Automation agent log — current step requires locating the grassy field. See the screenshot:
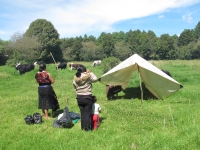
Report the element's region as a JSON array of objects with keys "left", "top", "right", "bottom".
[{"left": 0, "top": 60, "right": 200, "bottom": 150}]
